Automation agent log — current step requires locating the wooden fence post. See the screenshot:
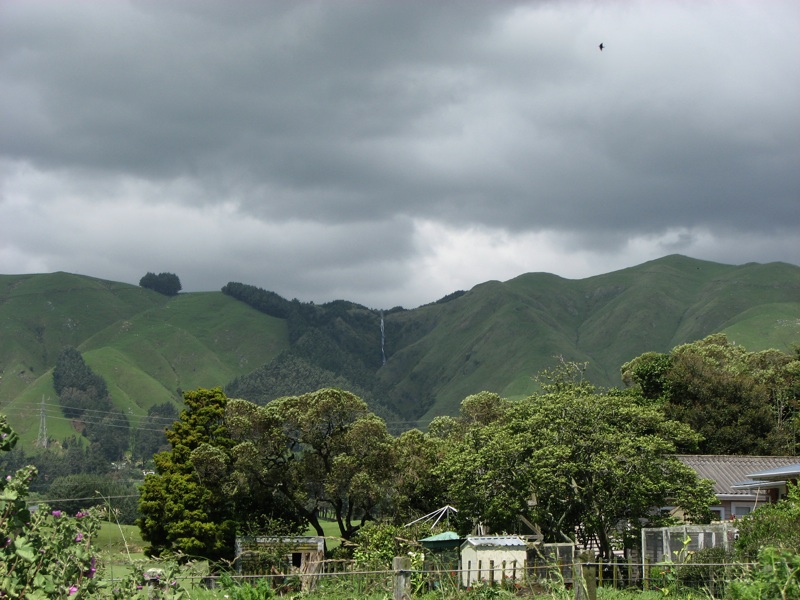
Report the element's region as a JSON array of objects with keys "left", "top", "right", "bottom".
[
  {"left": 393, "top": 556, "right": 411, "bottom": 600},
  {"left": 575, "top": 564, "right": 597, "bottom": 600},
  {"left": 597, "top": 558, "right": 603, "bottom": 588}
]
